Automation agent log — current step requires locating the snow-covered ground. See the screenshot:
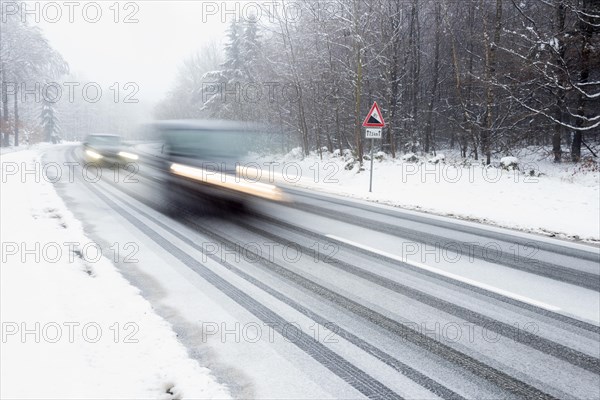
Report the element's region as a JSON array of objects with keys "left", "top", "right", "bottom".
[
  {"left": 1, "top": 143, "right": 36, "bottom": 155},
  {"left": 252, "top": 147, "right": 600, "bottom": 242},
  {"left": 0, "top": 149, "right": 230, "bottom": 399}
]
